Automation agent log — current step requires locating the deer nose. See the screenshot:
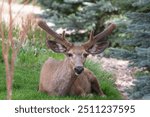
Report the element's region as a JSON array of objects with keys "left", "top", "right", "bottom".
[{"left": 74, "top": 66, "right": 84, "bottom": 74}]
